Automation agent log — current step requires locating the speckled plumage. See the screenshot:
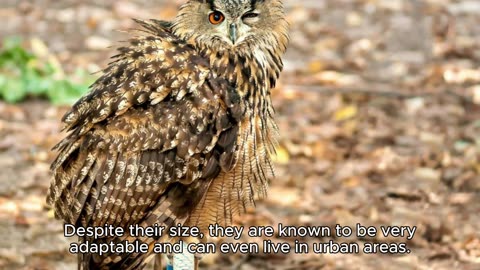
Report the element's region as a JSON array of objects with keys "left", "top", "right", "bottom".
[{"left": 47, "top": 0, "right": 288, "bottom": 269}]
